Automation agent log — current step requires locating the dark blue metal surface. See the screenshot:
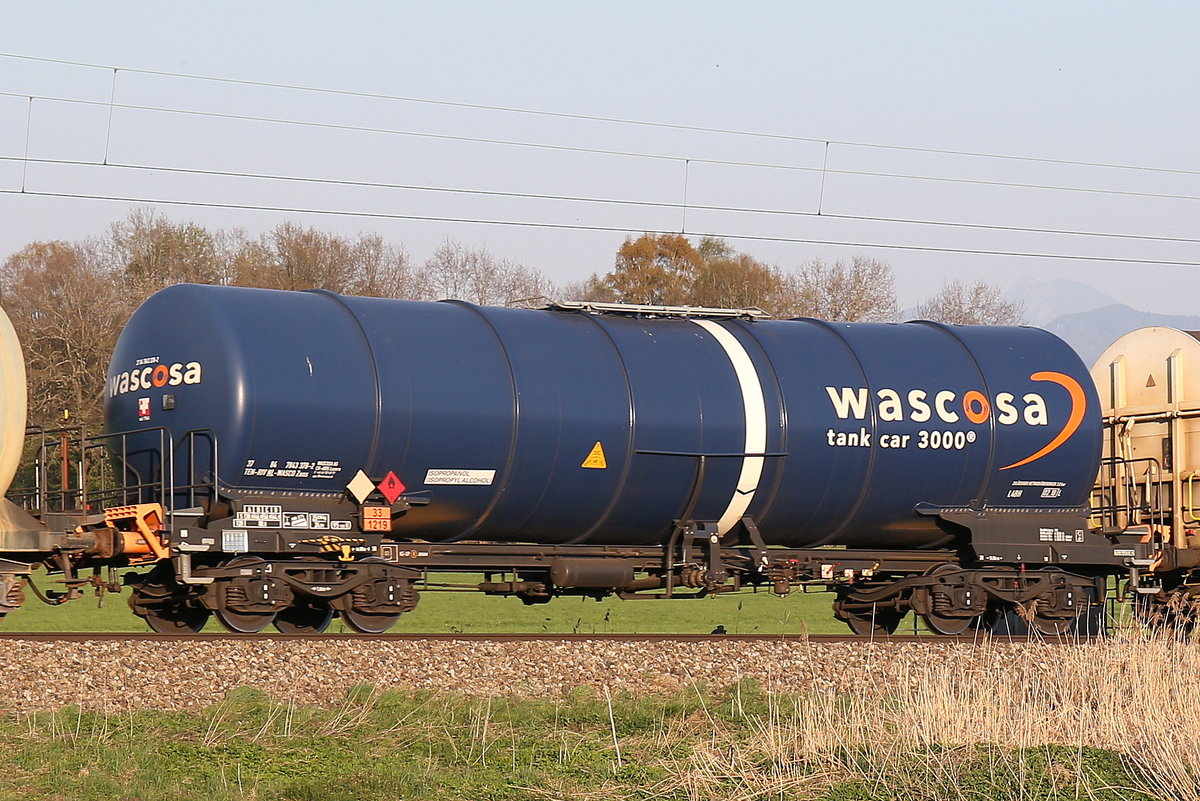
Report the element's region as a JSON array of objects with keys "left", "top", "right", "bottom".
[{"left": 105, "top": 285, "right": 1101, "bottom": 549}]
